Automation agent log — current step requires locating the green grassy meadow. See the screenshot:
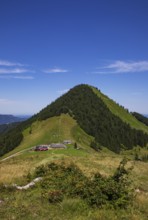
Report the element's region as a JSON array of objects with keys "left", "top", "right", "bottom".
[
  {"left": 0, "top": 114, "right": 148, "bottom": 219},
  {"left": 0, "top": 148, "right": 148, "bottom": 220}
]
